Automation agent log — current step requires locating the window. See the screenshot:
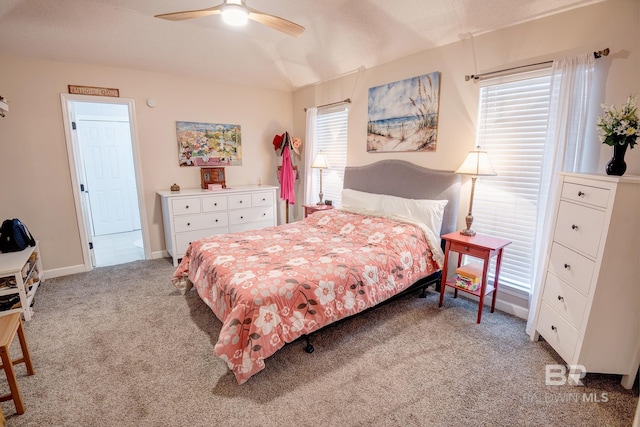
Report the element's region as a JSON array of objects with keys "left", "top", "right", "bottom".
[
  {"left": 471, "top": 69, "right": 552, "bottom": 292},
  {"left": 309, "top": 105, "right": 349, "bottom": 207}
]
